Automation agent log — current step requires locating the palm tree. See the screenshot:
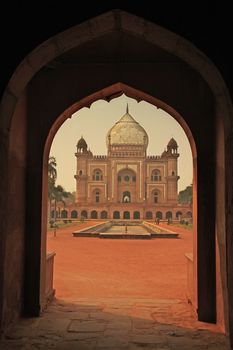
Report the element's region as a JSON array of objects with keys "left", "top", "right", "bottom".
[
  {"left": 52, "top": 185, "right": 69, "bottom": 227},
  {"left": 48, "top": 156, "right": 57, "bottom": 224},
  {"left": 48, "top": 157, "right": 71, "bottom": 231},
  {"left": 48, "top": 156, "right": 57, "bottom": 186}
]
